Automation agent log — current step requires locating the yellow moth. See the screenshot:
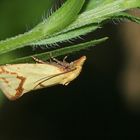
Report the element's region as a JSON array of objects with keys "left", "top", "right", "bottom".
[{"left": 0, "top": 56, "right": 86, "bottom": 100}]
